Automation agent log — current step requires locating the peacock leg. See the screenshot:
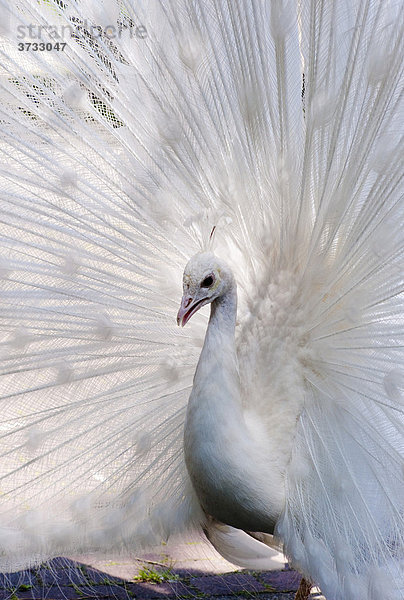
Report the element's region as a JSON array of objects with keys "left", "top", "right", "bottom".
[{"left": 294, "top": 577, "right": 312, "bottom": 600}]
